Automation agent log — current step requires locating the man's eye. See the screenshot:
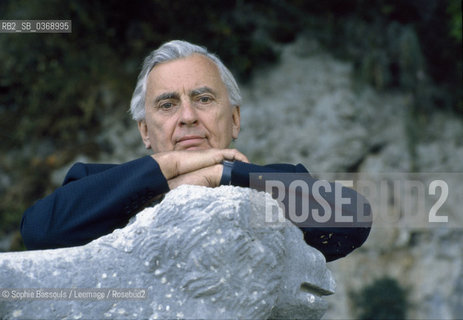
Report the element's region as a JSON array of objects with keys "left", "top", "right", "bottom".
[
  {"left": 198, "top": 96, "right": 212, "bottom": 103},
  {"left": 159, "top": 102, "right": 173, "bottom": 110}
]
